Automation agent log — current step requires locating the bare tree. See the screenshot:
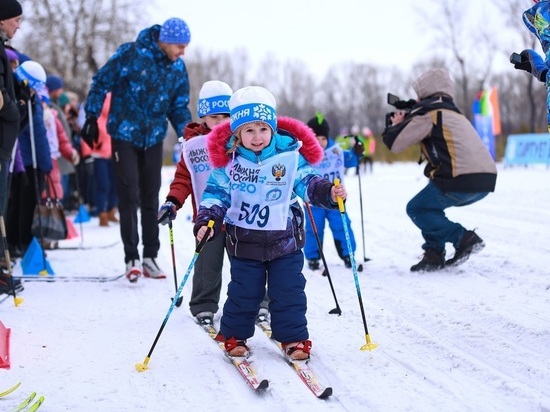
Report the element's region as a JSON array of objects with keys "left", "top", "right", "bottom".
[
  {"left": 186, "top": 48, "right": 251, "bottom": 119},
  {"left": 16, "top": 0, "right": 145, "bottom": 97},
  {"left": 418, "top": 0, "right": 498, "bottom": 119}
]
